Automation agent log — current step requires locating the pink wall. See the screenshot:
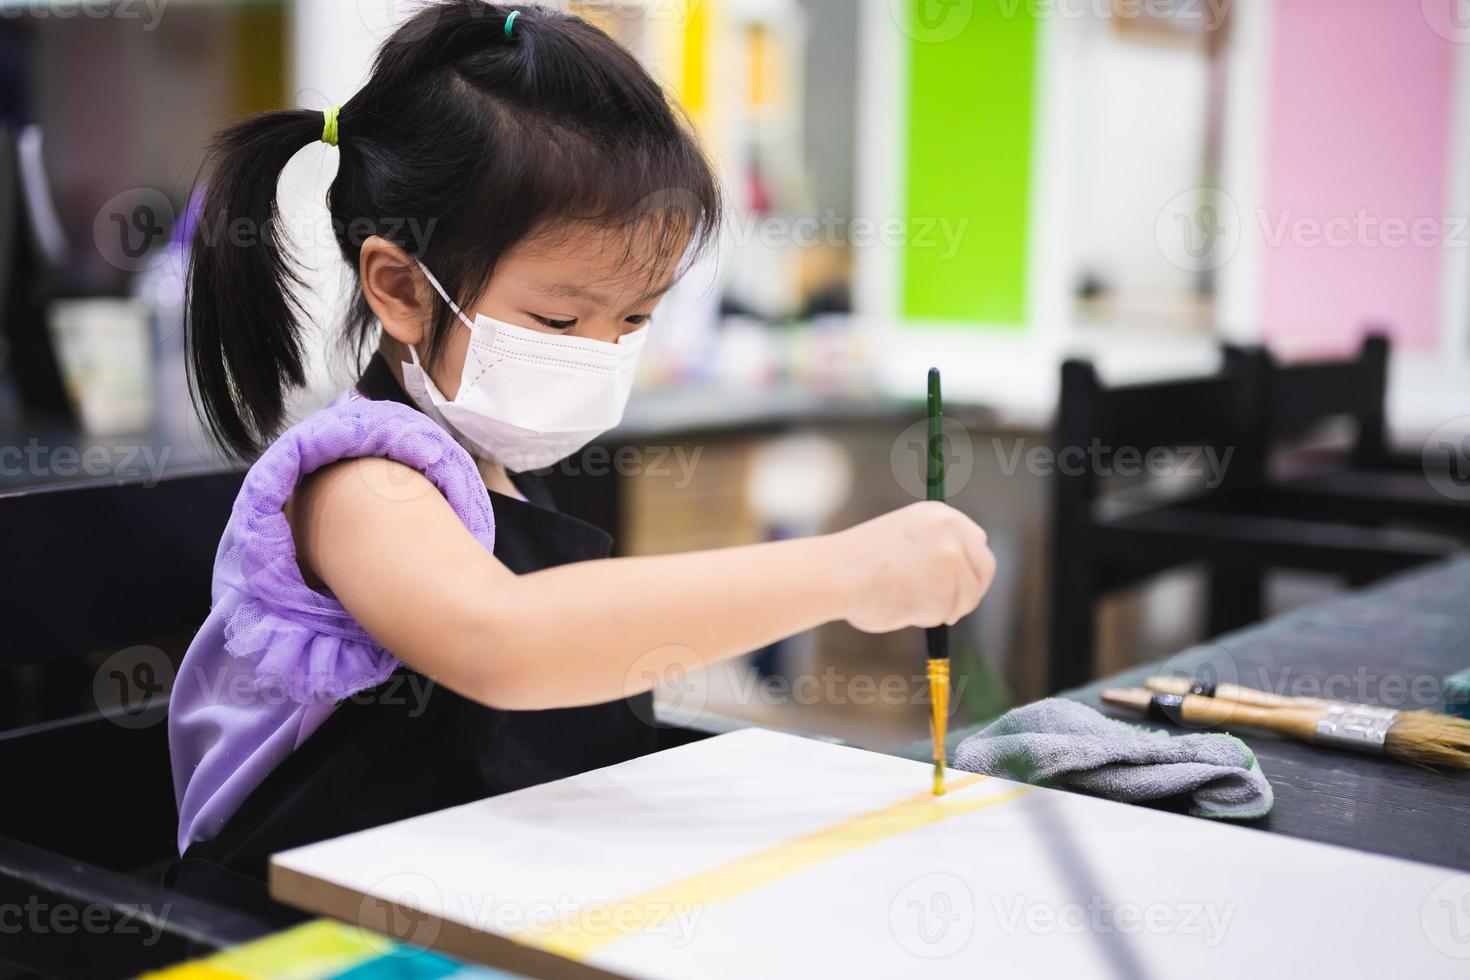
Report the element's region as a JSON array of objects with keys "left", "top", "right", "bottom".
[{"left": 1259, "top": 1, "right": 1458, "bottom": 354}]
